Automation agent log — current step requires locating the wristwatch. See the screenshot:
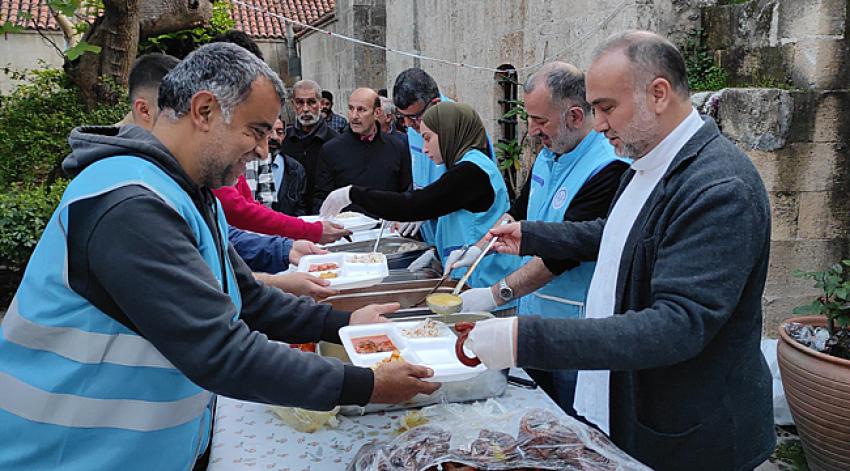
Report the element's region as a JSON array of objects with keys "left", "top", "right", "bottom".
[{"left": 498, "top": 278, "right": 514, "bottom": 302}]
